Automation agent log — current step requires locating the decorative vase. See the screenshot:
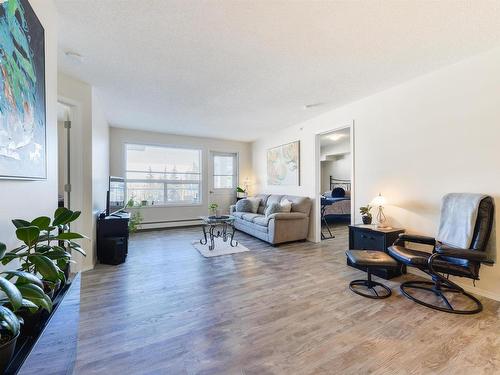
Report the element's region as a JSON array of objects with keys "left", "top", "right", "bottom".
[{"left": 362, "top": 215, "right": 372, "bottom": 225}]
